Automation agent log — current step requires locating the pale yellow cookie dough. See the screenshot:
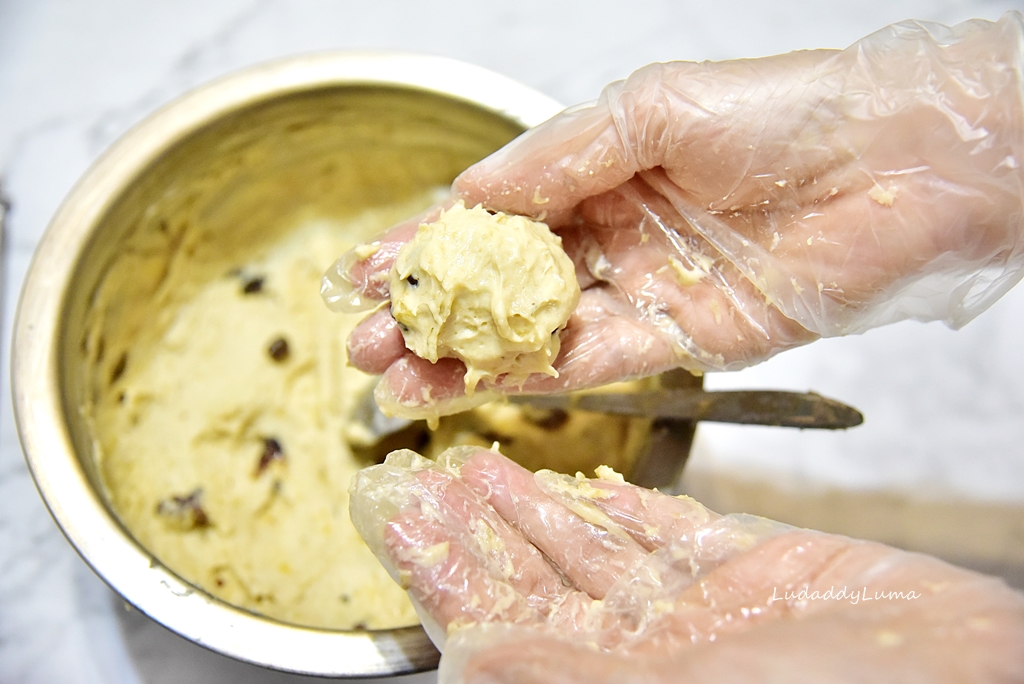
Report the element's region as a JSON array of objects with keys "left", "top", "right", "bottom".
[
  {"left": 87, "top": 202, "right": 435, "bottom": 631},
  {"left": 389, "top": 201, "right": 580, "bottom": 392},
  {"left": 424, "top": 381, "right": 654, "bottom": 478},
  {"left": 85, "top": 194, "right": 637, "bottom": 632}
]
